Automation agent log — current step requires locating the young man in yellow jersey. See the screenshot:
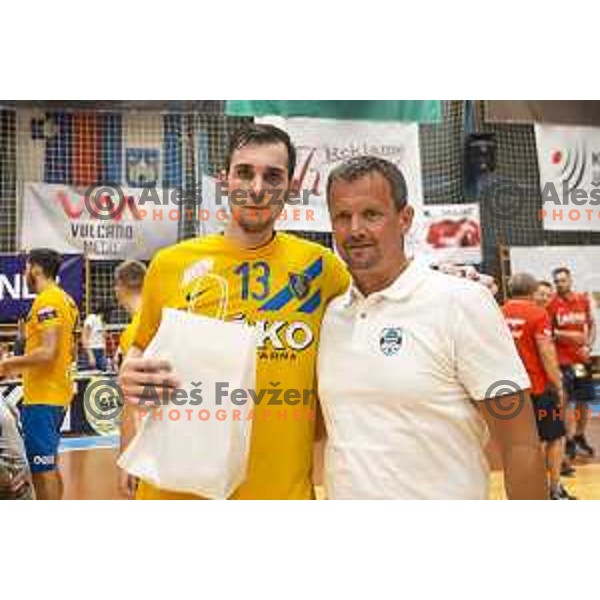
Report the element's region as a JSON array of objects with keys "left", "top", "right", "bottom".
[
  {"left": 0, "top": 249, "right": 79, "bottom": 500},
  {"left": 113, "top": 259, "right": 146, "bottom": 498},
  {"left": 118, "top": 124, "right": 350, "bottom": 499}
]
